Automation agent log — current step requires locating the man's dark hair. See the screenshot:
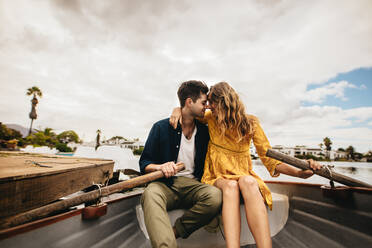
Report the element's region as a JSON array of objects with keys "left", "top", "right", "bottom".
[{"left": 177, "top": 80, "right": 209, "bottom": 108}]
